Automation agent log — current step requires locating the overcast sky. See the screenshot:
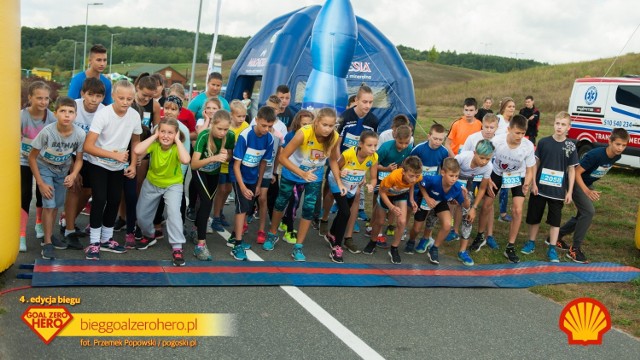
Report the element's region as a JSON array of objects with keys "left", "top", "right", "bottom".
[{"left": 21, "top": 0, "right": 640, "bottom": 65}]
